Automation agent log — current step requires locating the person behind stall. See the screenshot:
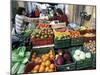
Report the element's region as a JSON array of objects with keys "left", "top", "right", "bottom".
[
  {"left": 49, "top": 8, "right": 69, "bottom": 25},
  {"left": 14, "top": 7, "right": 40, "bottom": 35},
  {"left": 12, "top": 7, "right": 40, "bottom": 45},
  {"left": 31, "top": 5, "right": 40, "bottom": 18},
  {"left": 34, "top": 5, "right": 40, "bottom": 18}
]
